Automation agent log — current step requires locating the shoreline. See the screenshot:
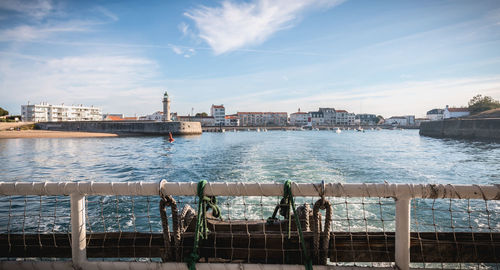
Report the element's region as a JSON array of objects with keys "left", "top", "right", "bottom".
[{"left": 0, "top": 130, "right": 120, "bottom": 139}]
